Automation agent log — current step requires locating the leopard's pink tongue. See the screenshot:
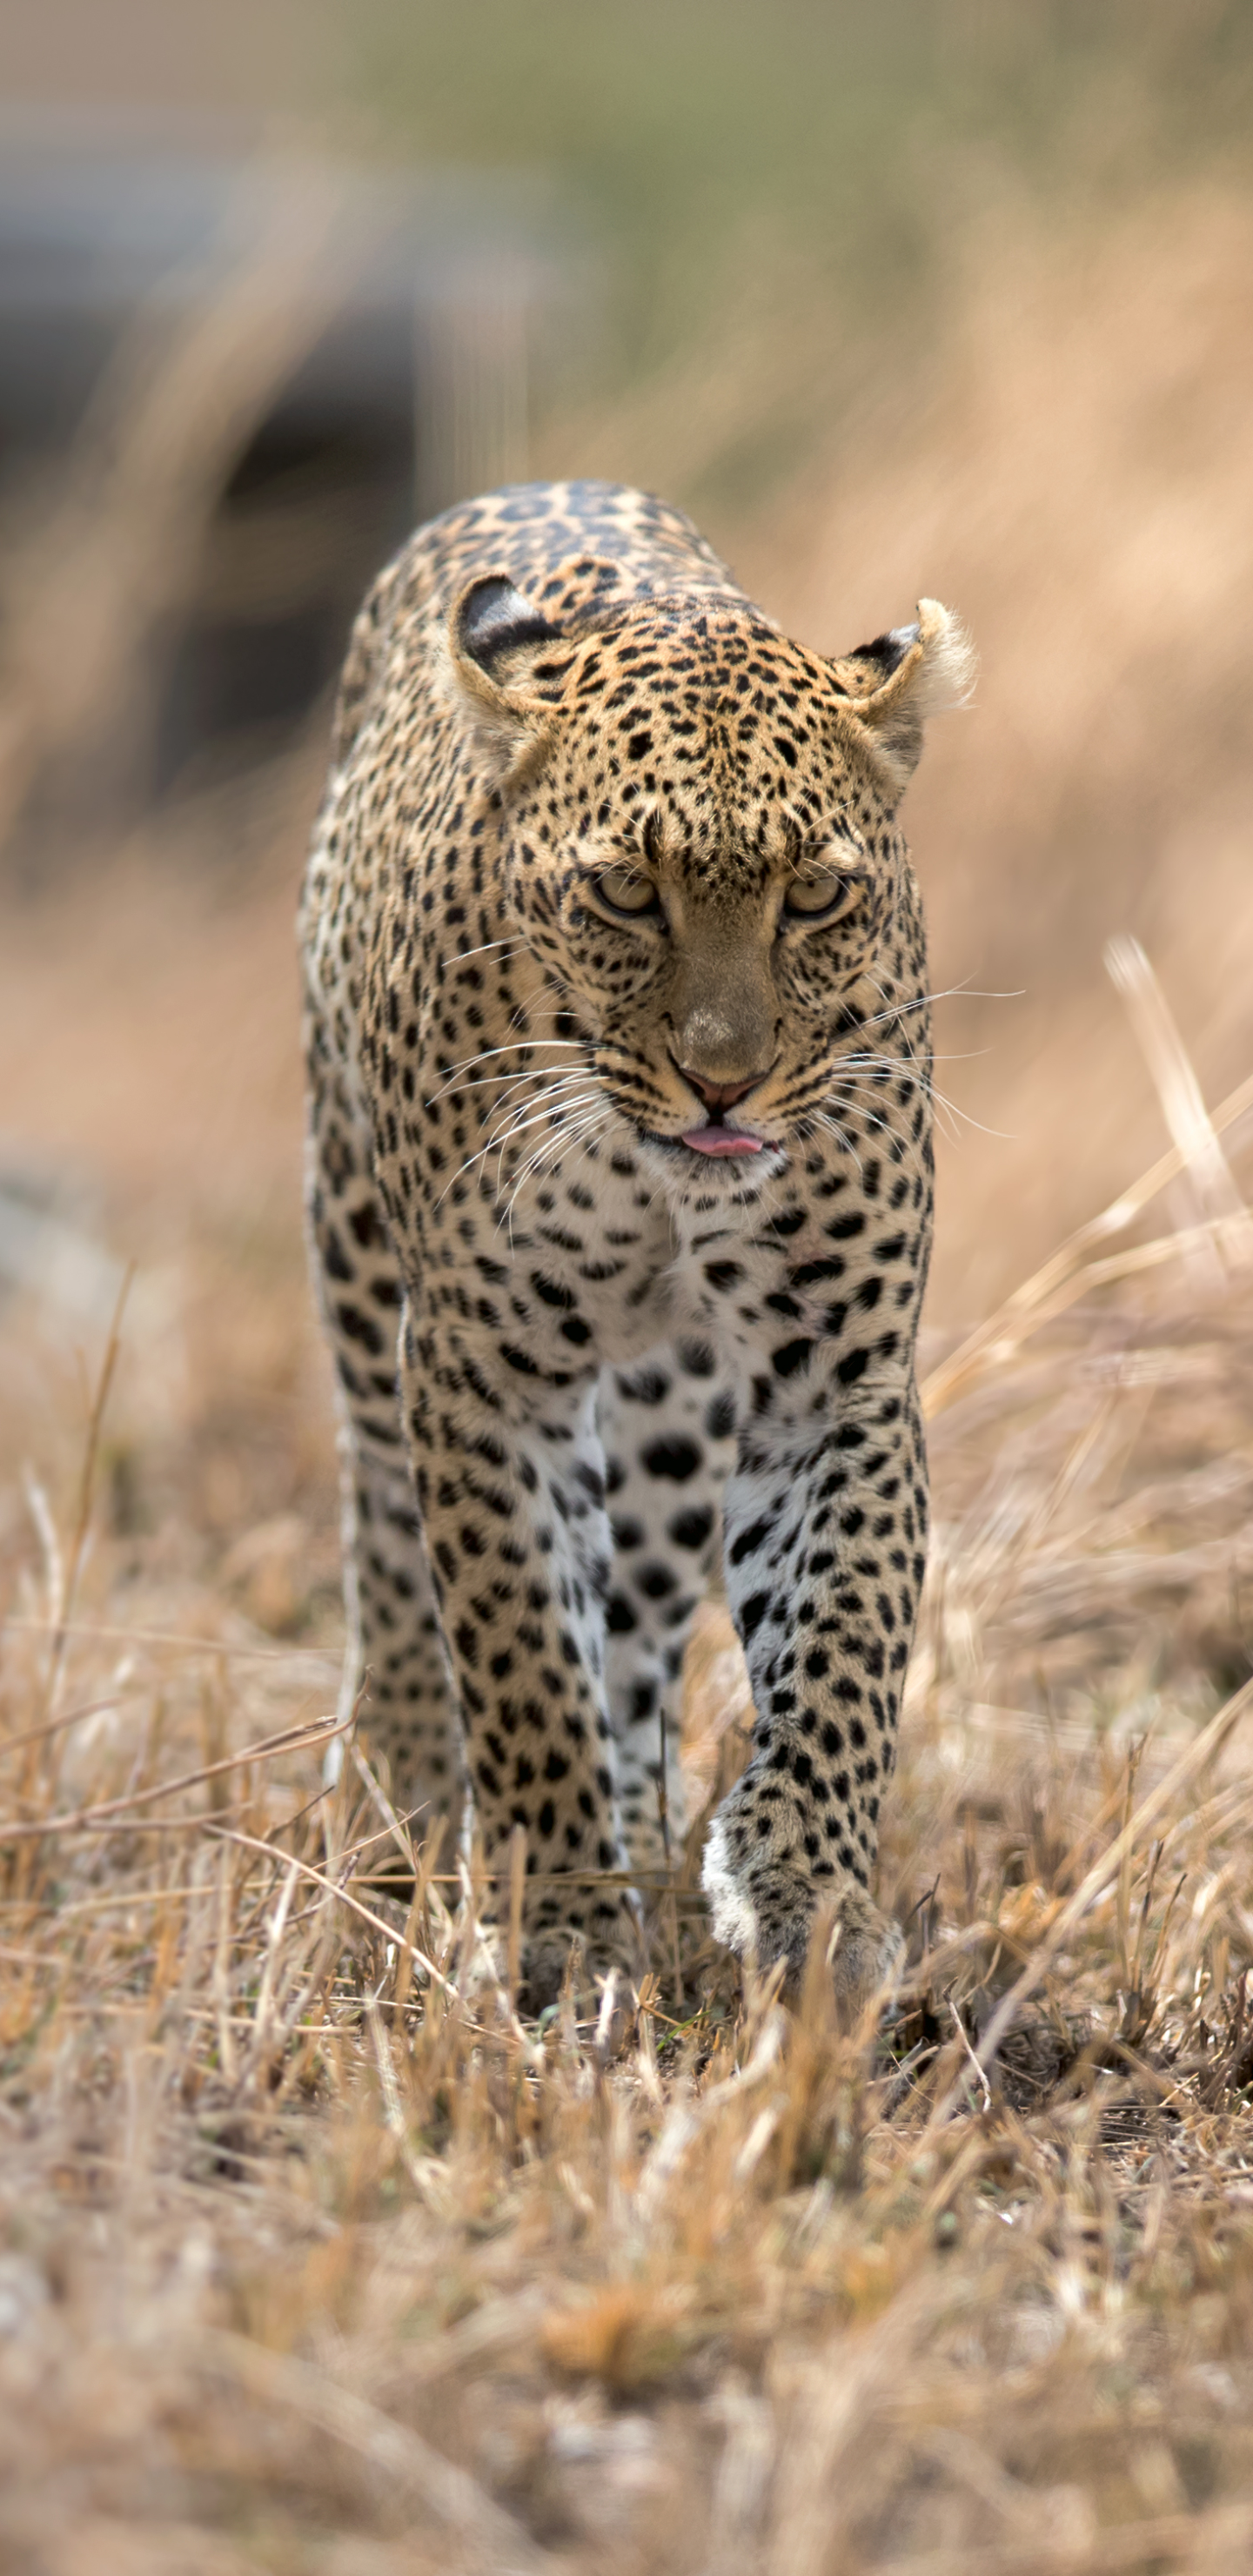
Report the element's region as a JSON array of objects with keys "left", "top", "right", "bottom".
[{"left": 681, "top": 1128, "right": 764, "bottom": 1156}]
